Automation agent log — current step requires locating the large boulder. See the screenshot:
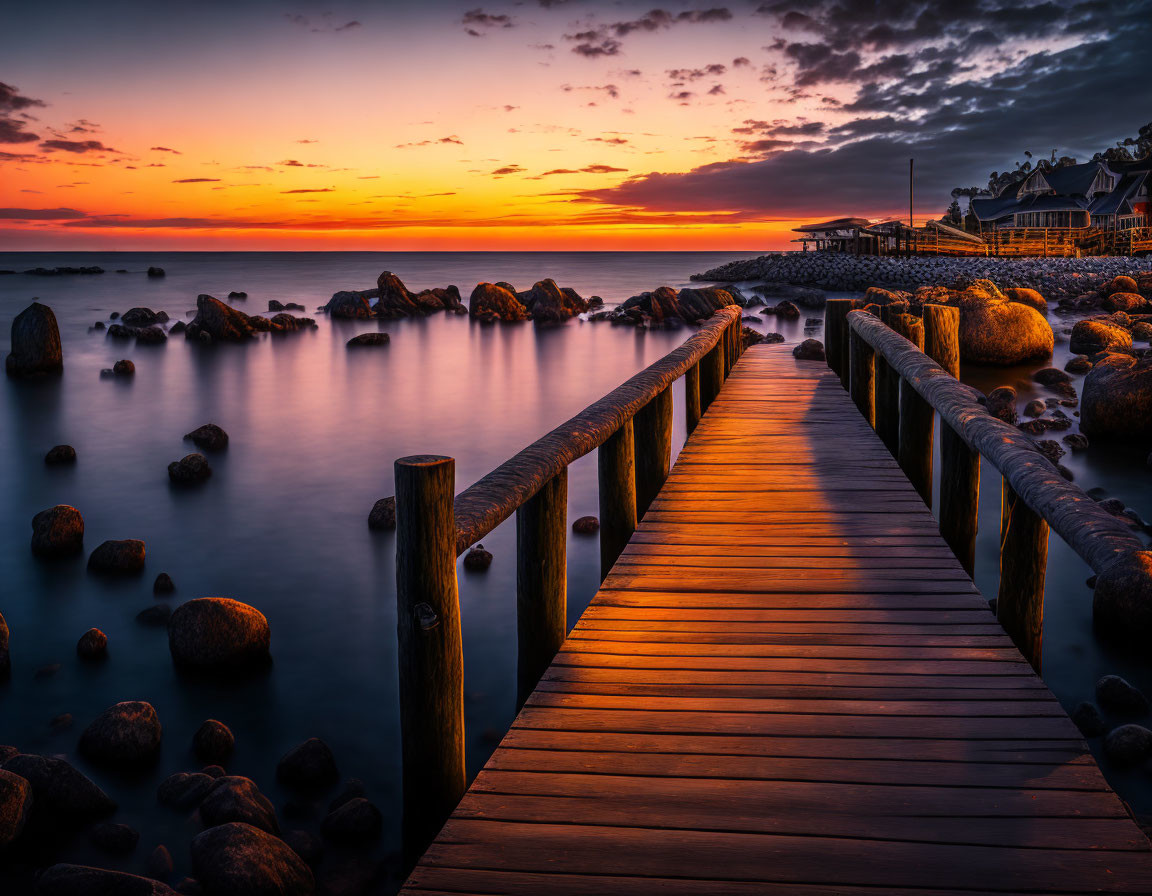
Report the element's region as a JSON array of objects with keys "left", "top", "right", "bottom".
[
  {"left": 199, "top": 776, "right": 279, "bottom": 834},
  {"left": 672, "top": 287, "right": 737, "bottom": 323},
  {"left": 36, "top": 864, "right": 178, "bottom": 896},
  {"left": 1081, "top": 353, "right": 1152, "bottom": 437},
  {"left": 374, "top": 271, "right": 421, "bottom": 317},
  {"left": 168, "top": 598, "right": 270, "bottom": 669},
  {"left": 157, "top": 771, "right": 215, "bottom": 809},
  {"left": 516, "top": 279, "right": 588, "bottom": 323},
  {"left": 186, "top": 295, "right": 255, "bottom": 342},
  {"left": 78, "top": 701, "right": 162, "bottom": 767},
  {"left": 1103, "top": 292, "right": 1151, "bottom": 313},
  {"left": 185, "top": 423, "right": 228, "bottom": 451},
  {"left": 1, "top": 754, "right": 115, "bottom": 825},
  {"left": 191, "top": 823, "right": 313, "bottom": 896},
  {"left": 31, "top": 505, "right": 84, "bottom": 557},
  {"left": 88, "top": 539, "right": 145, "bottom": 574},
  {"left": 956, "top": 280, "right": 1052, "bottom": 365},
  {"left": 324, "top": 290, "right": 375, "bottom": 319},
  {"left": 0, "top": 768, "right": 32, "bottom": 846},
  {"left": 1106, "top": 275, "right": 1139, "bottom": 297},
  {"left": 413, "top": 285, "right": 465, "bottom": 314},
  {"left": 168, "top": 453, "right": 212, "bottom": 484},
  {"left": 469, "top": 283, "right": 529, "bottom": 322},
  {"left": 1004, "top": 287, "right": 1048, "bottom": 315},
  {"left": 1070, "top": 319, "right": 1132, "bottom": 355},
  {"left": 121, "top": 307, "right": 159, "bottom": 327},
  {"left": 6, "top": 302, "right": 62, "bottom": 377}
]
